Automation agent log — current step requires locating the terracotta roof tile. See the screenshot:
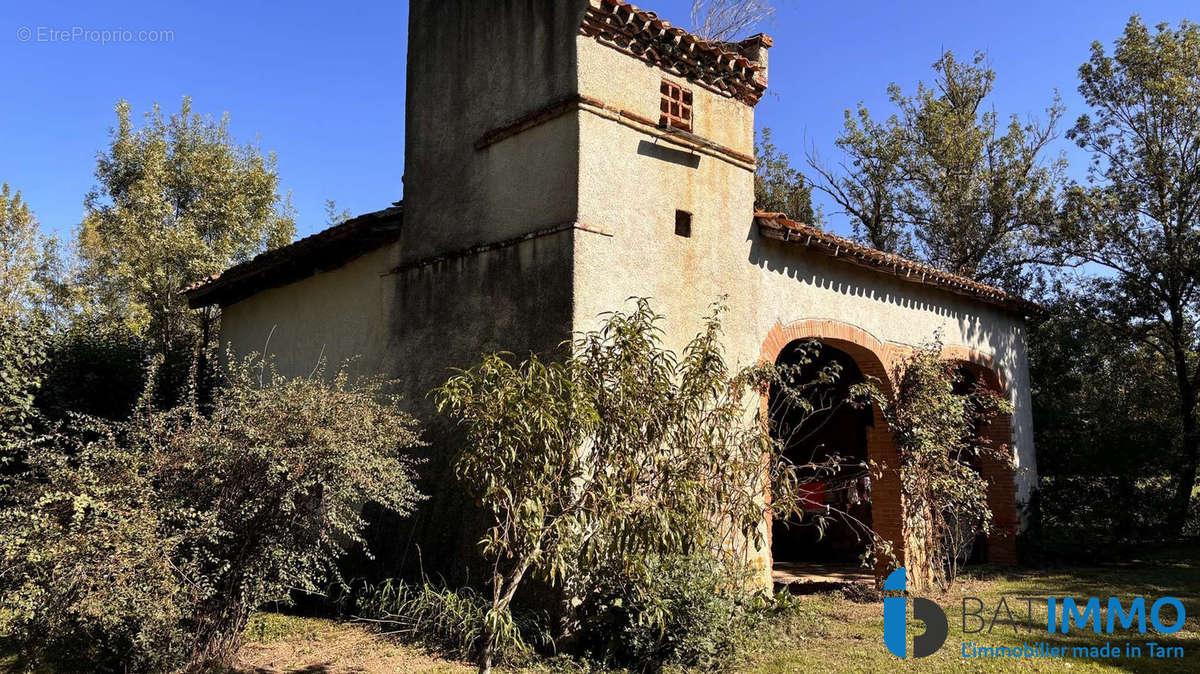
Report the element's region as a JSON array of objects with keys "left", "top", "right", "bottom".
[
  {"left": 183, "top": 204, "right": 403, "bottom": 308},
  {"left": 754, "top": 211, "right": 1039, "bottom": 315},
  {"left": 581, "top": 0, "right": 770, "bottom": 104}
]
